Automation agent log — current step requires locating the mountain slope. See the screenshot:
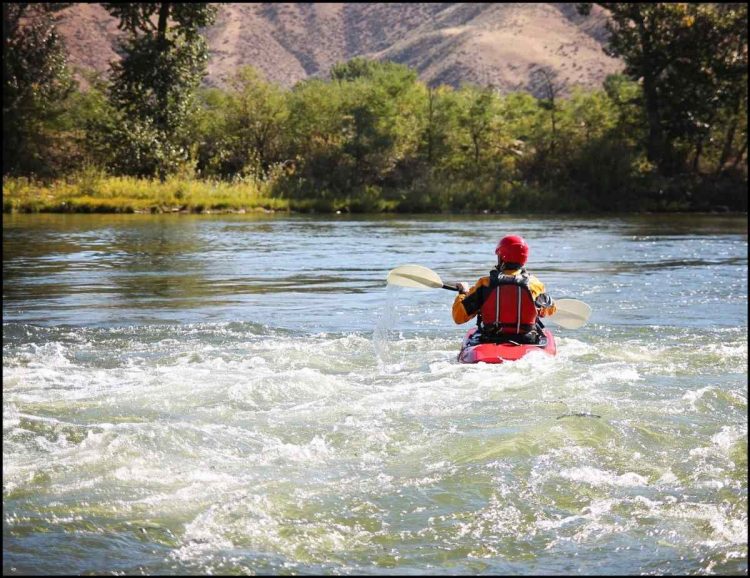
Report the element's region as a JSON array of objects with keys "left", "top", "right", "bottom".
[{"left": 55, "top": 3, "right": 622, "bottom": 94}]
